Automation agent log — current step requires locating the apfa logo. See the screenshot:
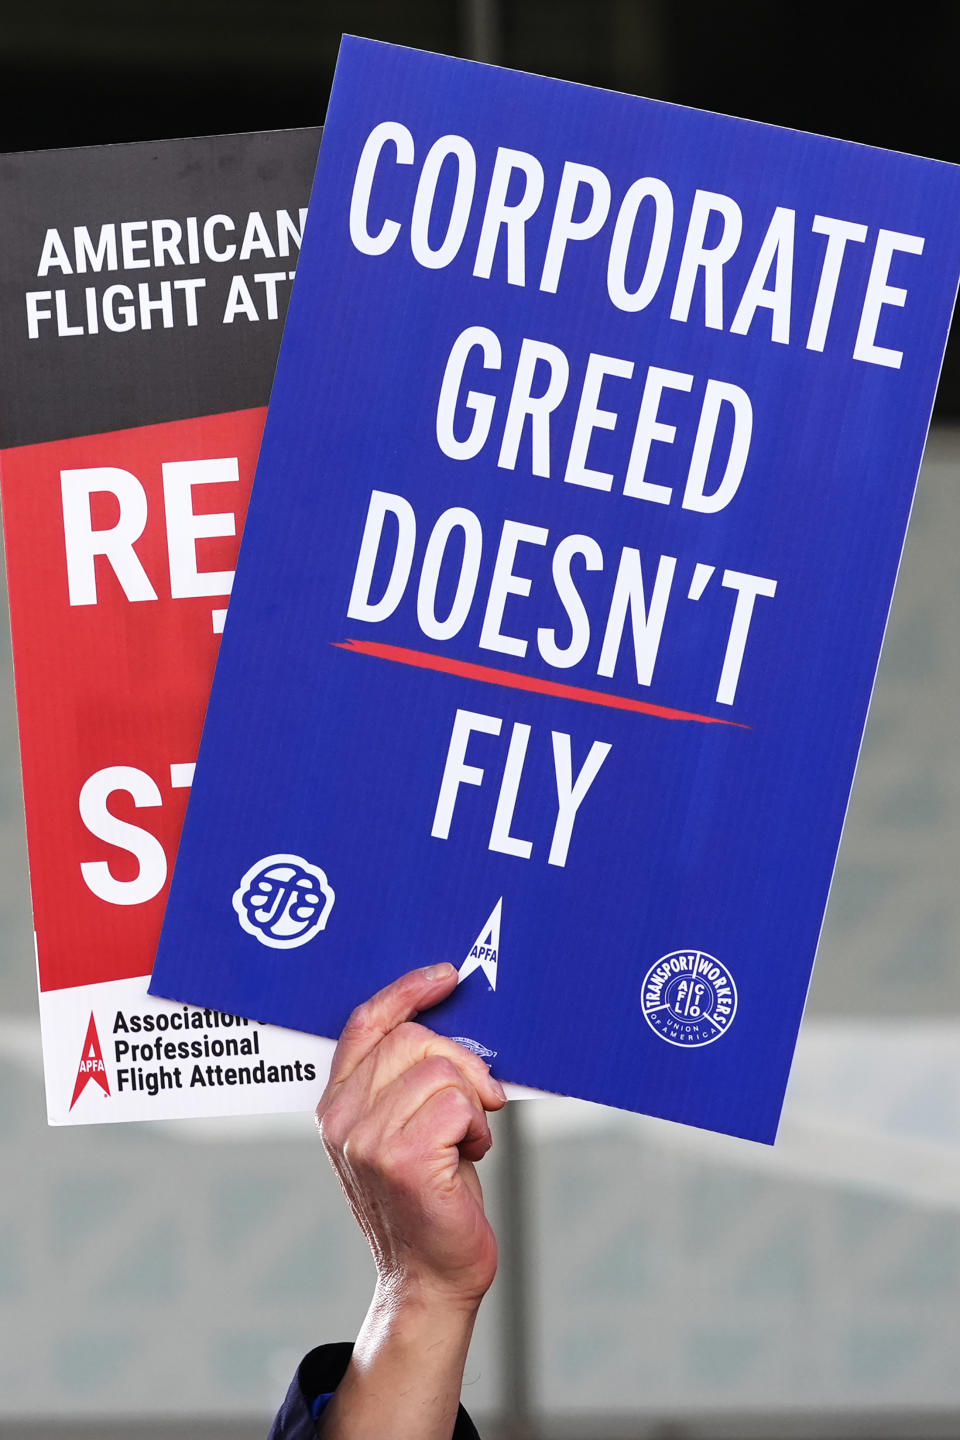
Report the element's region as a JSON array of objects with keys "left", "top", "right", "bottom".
[
  {"left": 457, "top": 898, "right": 502, "bottom": 990},
  {"left": 69, "top": 1012, "right": 110, "bottom": 1110}
]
